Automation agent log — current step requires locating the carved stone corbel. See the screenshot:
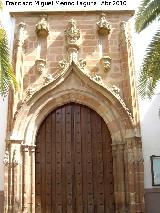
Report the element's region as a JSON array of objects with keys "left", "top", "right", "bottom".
[
  {"left": 36, "top": 14, "right": 49, "bottom": 37},
  {"left": 100, "top": 56, "right": 111, "bottom": 72},
  {"left": 35, "top": 59, "right": 46, "bottom": 75},
  {"left": 97, "top": 13, "right": 112, "bottom": 36}
]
